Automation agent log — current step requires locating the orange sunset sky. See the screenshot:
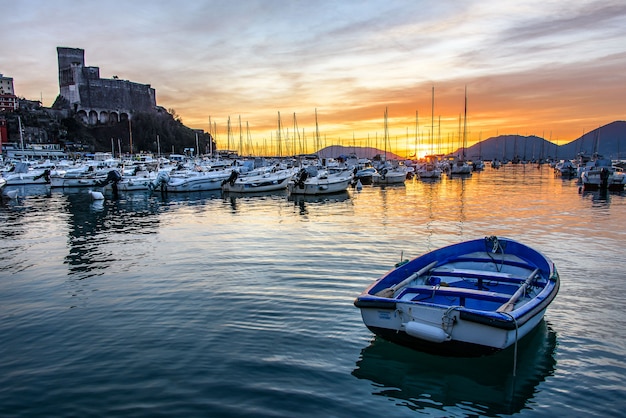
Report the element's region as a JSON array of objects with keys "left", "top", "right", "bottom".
[{"left": 3, "top": 0, "right": 626, "bottom": 157}]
